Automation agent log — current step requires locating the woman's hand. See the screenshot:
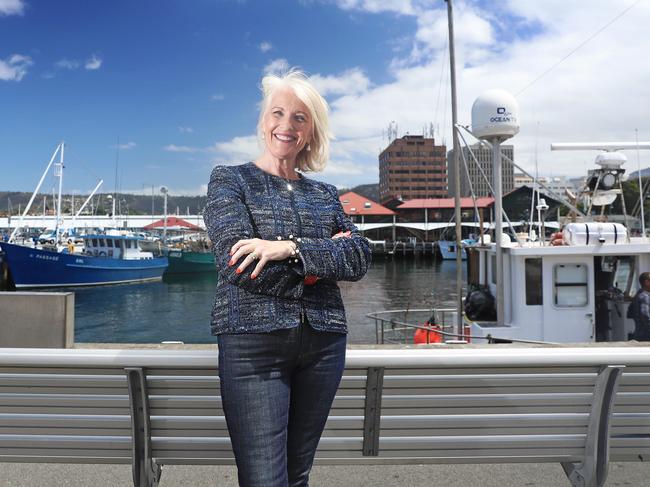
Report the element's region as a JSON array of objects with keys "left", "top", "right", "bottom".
[{"left": 229, "top": 238, "right": 296, "bottom": 279}]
